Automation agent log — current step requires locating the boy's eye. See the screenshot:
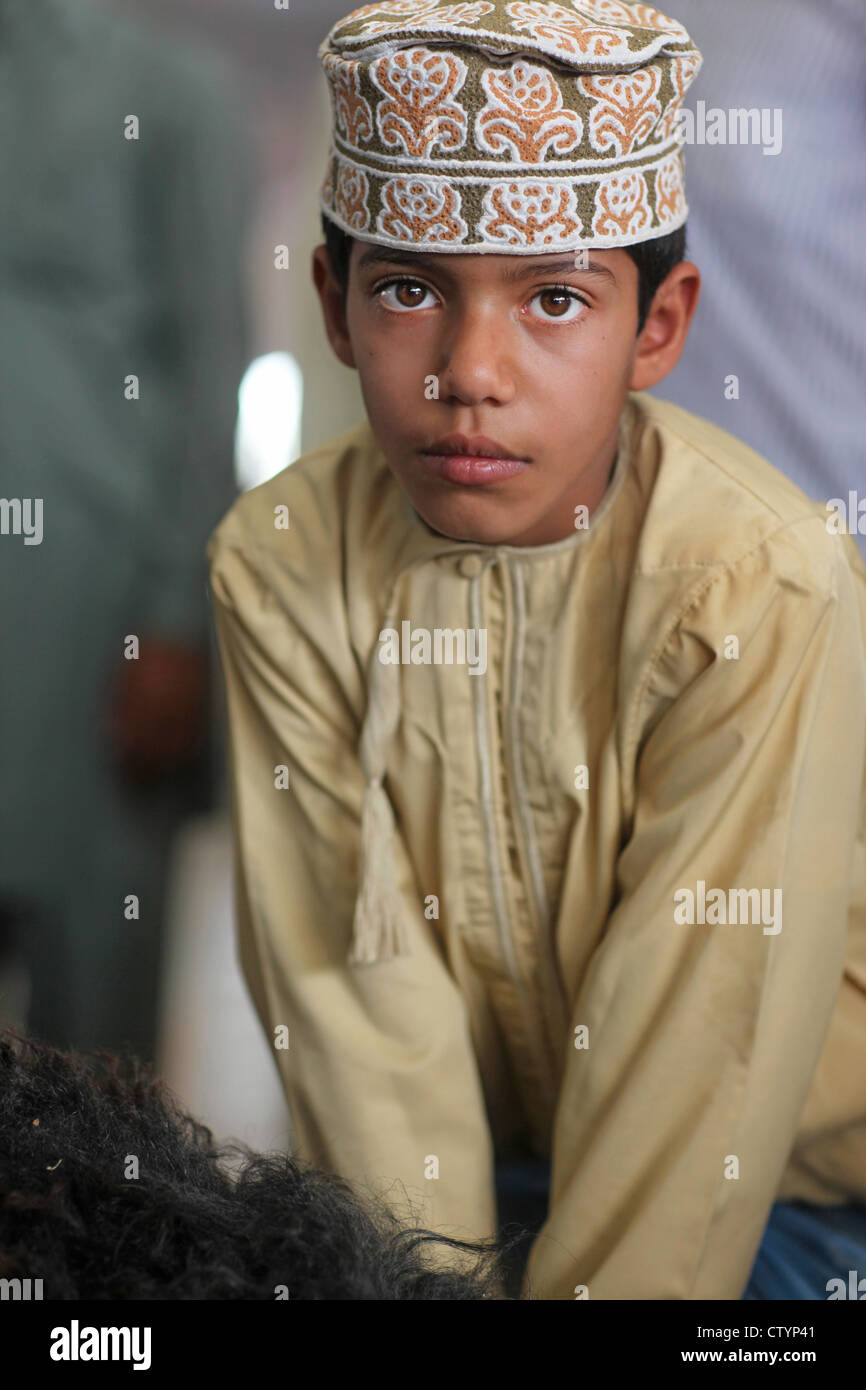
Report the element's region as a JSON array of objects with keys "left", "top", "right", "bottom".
[
  {"left": 527, "top": 287, "right": 587, "bottom": 323},
  {"left": 378, "top": 278, "right": 438, "bottom": 312}
]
